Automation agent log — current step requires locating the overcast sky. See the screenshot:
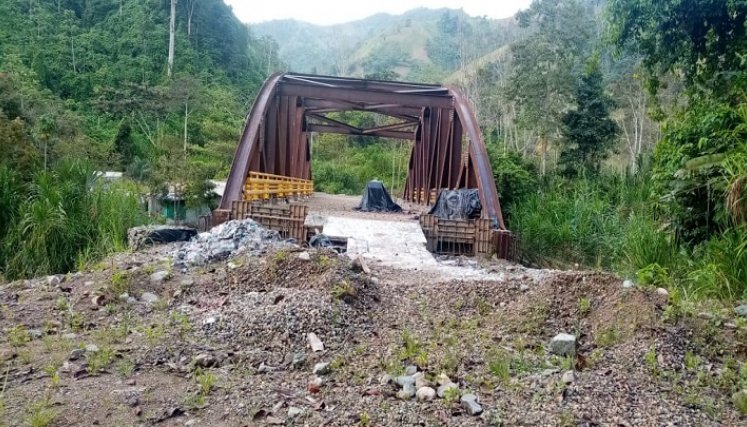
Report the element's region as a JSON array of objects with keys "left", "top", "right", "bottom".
[{"left": 225, "top": 0, "right": 533, "bottom": 26}]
